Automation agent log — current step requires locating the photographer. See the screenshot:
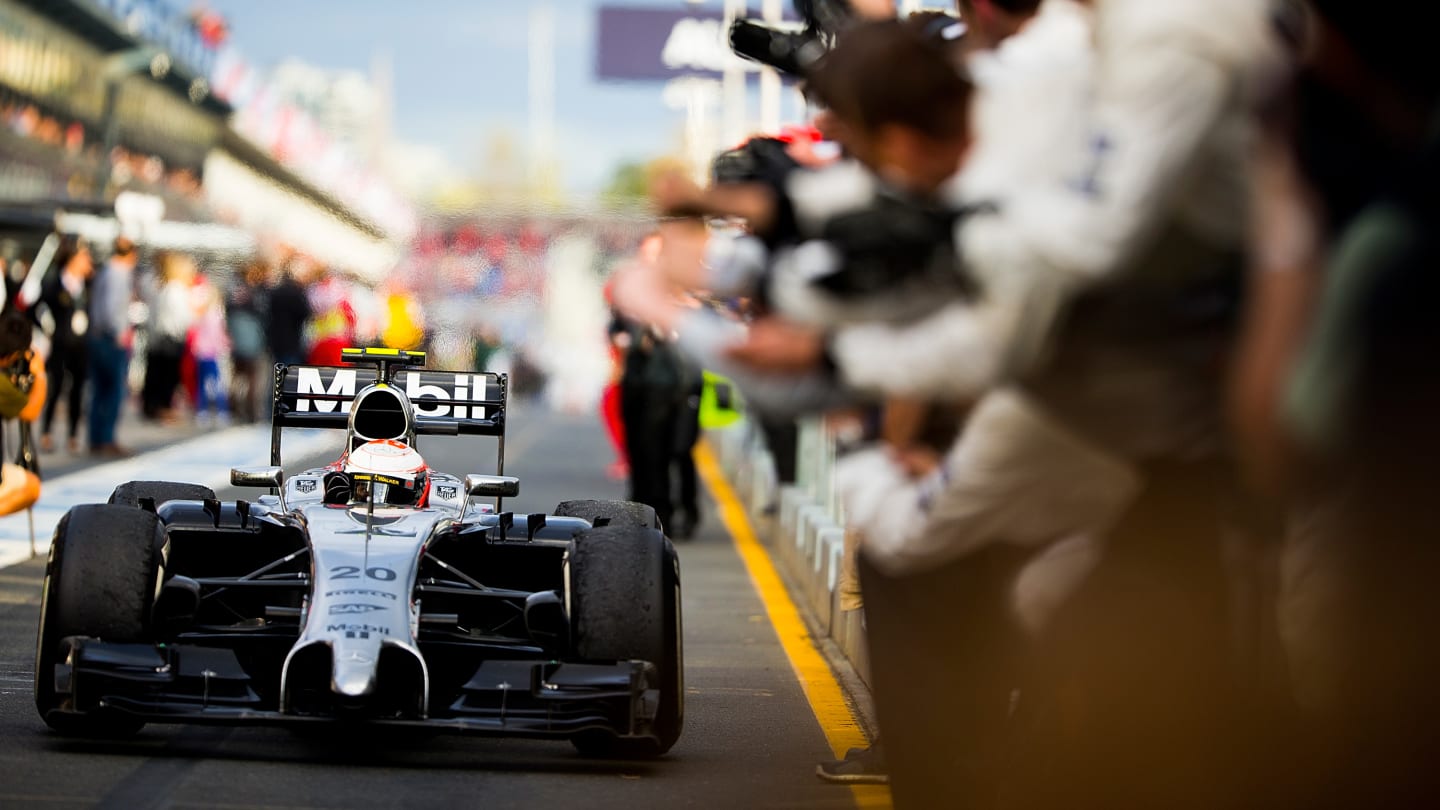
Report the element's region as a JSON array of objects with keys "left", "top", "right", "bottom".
[
  {"left": 639, "top": 1, "right": 1276, "bottom": 806},
  {"left": 615, "top": 16, "right": 983, "bottom": 794},
  {"left": 809, "top": 1, "right": 1277, "bottom": 806},
  {"left": 619, "top": 17, "right": 976, "bottom": 416}
]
